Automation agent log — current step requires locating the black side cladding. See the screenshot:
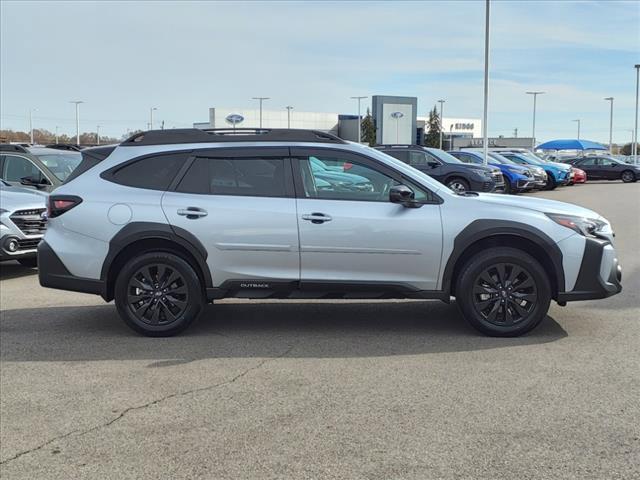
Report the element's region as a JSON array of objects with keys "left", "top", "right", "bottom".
[{"left": 63, "top": 145, "right": 116, "bottom": 184}]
